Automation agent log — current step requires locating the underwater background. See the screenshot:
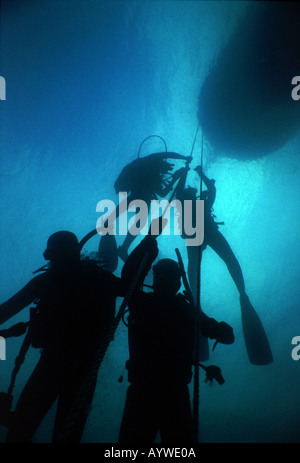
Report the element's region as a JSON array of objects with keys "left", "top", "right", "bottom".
[{"left": 0, "top": 0, "right": 300, "bottom": 443}]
